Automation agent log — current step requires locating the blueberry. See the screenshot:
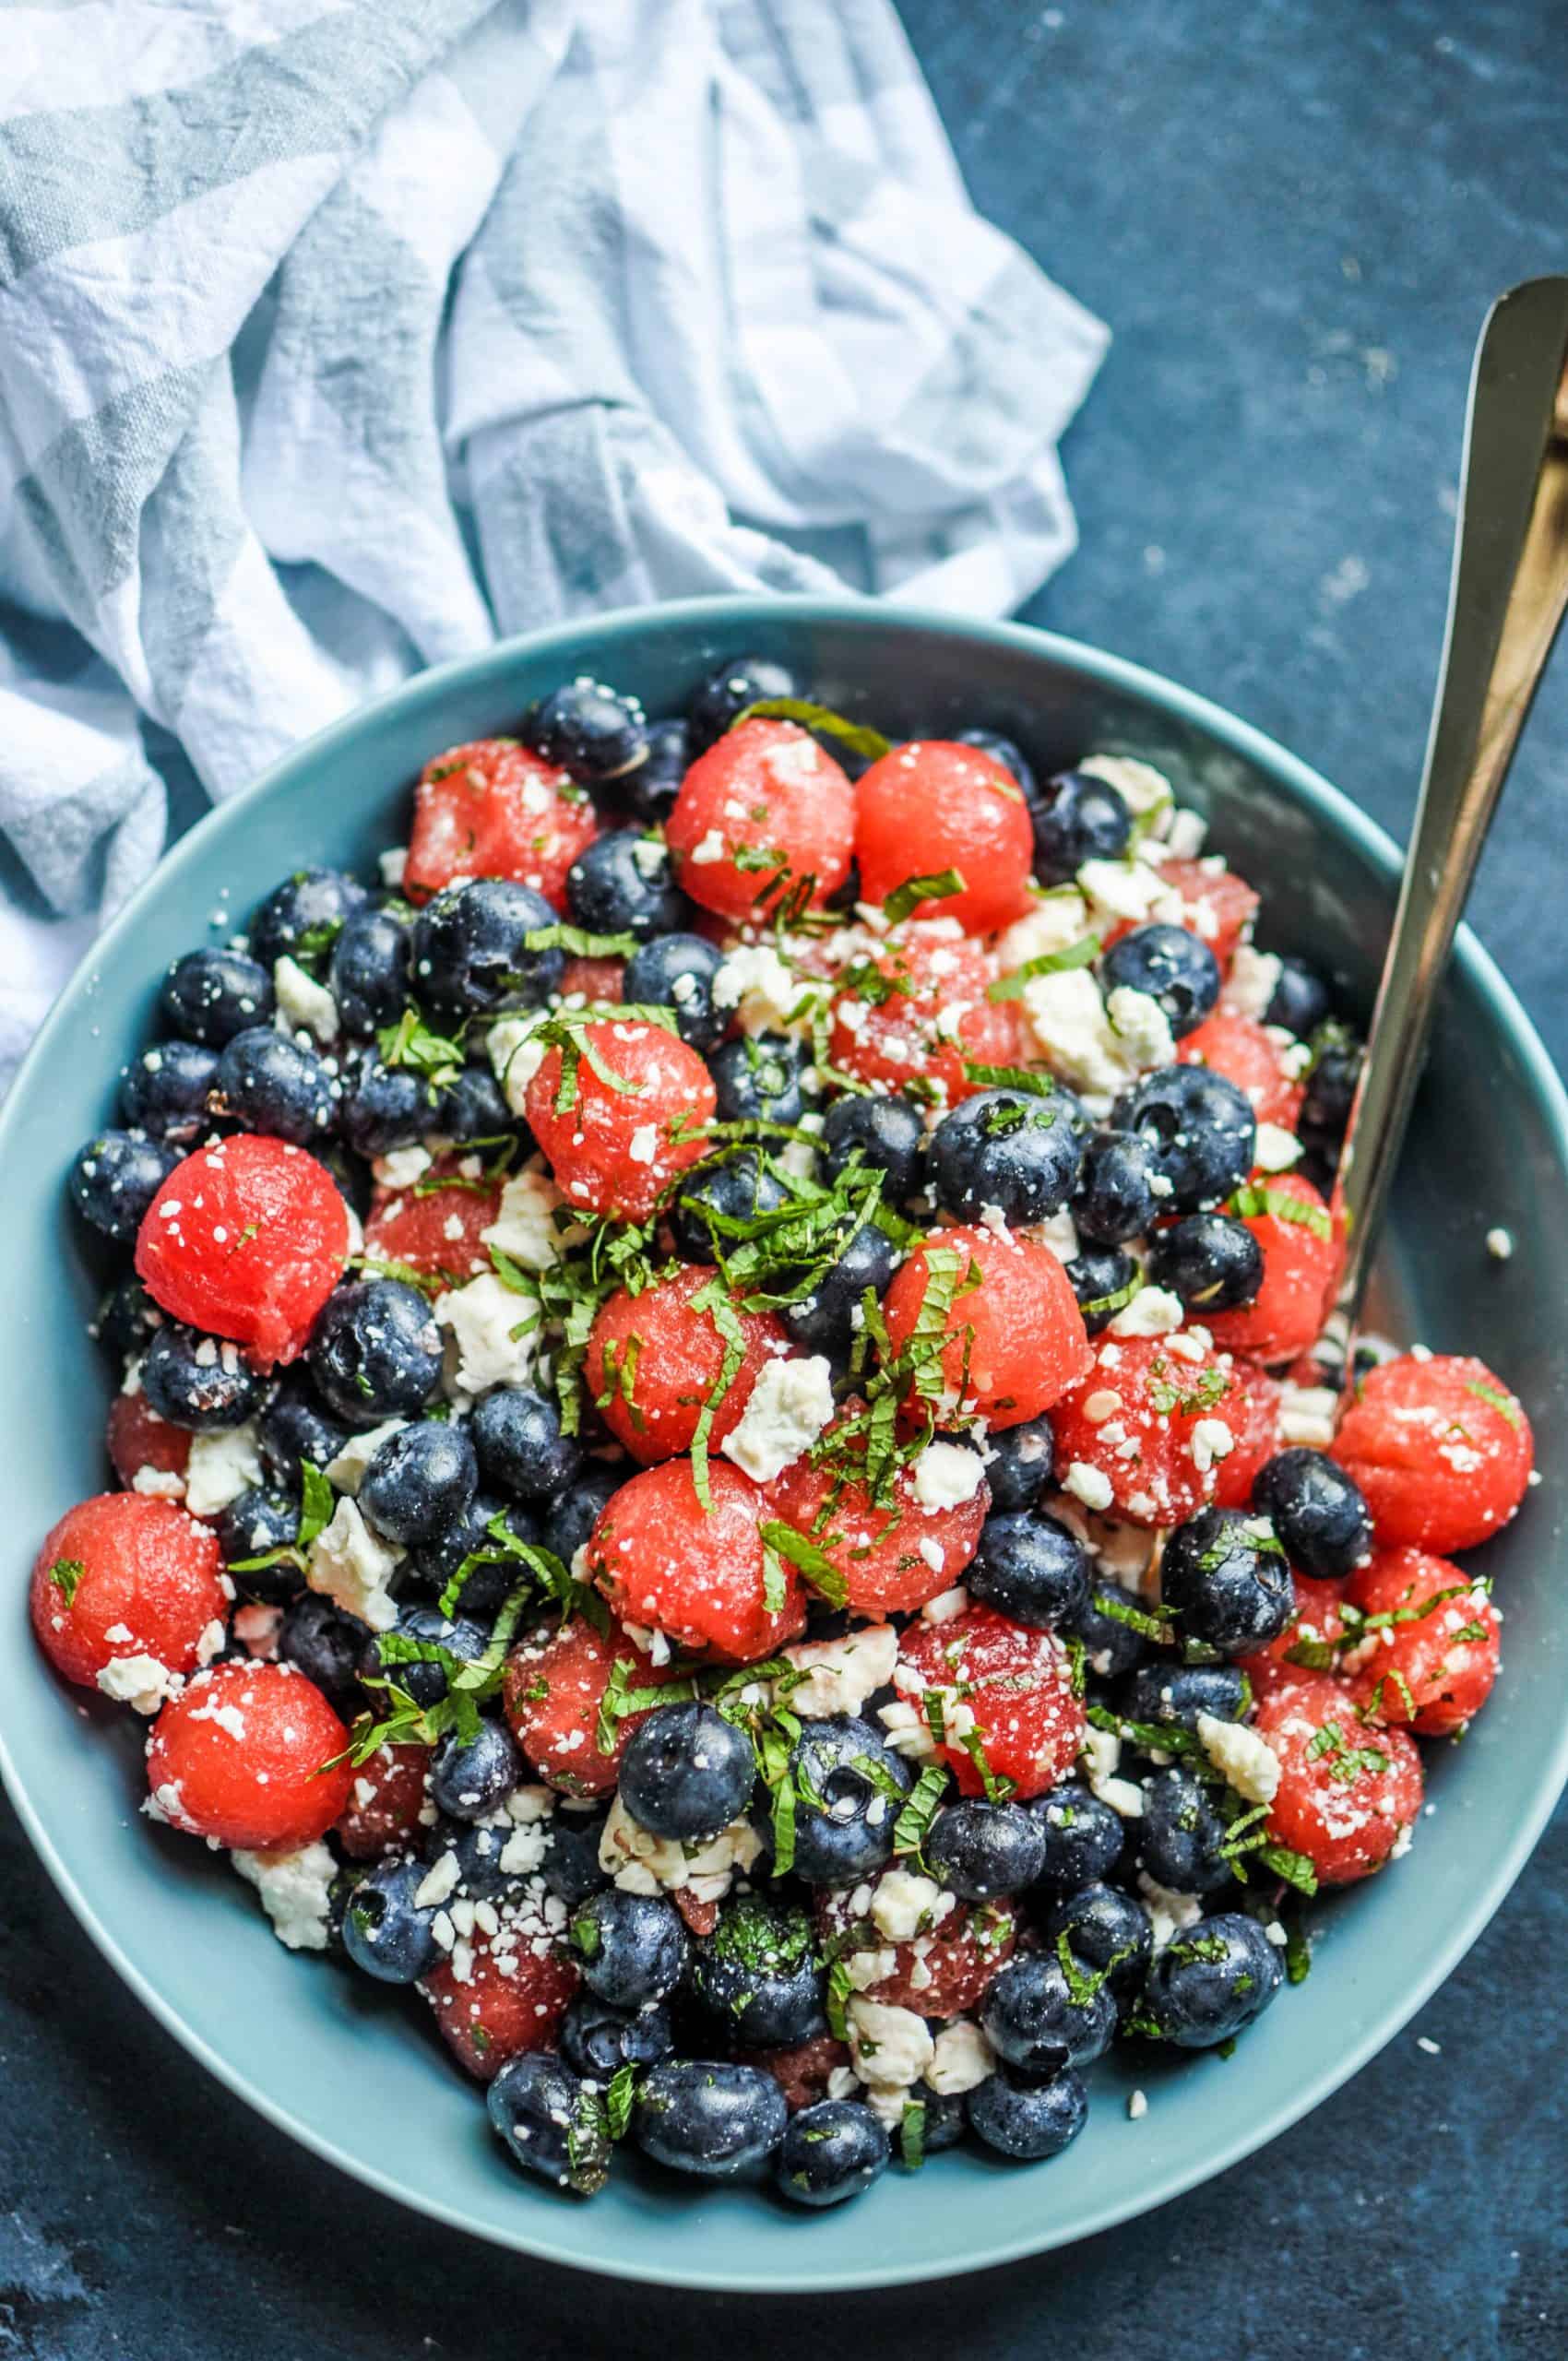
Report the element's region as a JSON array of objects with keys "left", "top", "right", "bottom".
[
  {"left": 783, "top": 1717, "right": 913, "bottom": 1884},
  {"left": 1160, "top": 1506, "right": 1293, "bottom": 1656},
  {"left": 691, "top": 1895, "right": 824, "bottom": 2047},
  {"left": 1073, "top": 1130, "right": 1159, "bottom": 1247},
  {"left": 983, "top": 1415, "right": 1056, "bottom": 1513},
  {"left": 1142, "top": 1911, "right": 1284, "bottom": 2047},
  {"left": 541, "top": 1464, "right": 624, "bottom": 1567},
  {"left": 1101, "top": 923, "right": 1219, "bottom": 1038},
  {"left": 488, "top": 2050, "right": 612, "bottom": 2195},
  {"left": 329, "top": 908, "right": 410, "bottom": 1036},
  {"left": 1028, "top": 1782, "right": 1126, "bottom": 1895},
  {"left": 140, "top": 1323, "right": 266, "bottom": 1430},
  {"left": 119, "top": 1040, "right": 220, "bottom": 1144},
  {"left": 435, "top": 1814, "right": 519, "bottom": 1901},
  {"left": 1030, "top": 769, "right": 1132, "bottom": 884},
  {"left": 967, "top": 2063, "right": 1088, "bottom": 2161},
  {"left": 94, "top": 1275, "right": 163, "bottom": 1366},
  {"left": 780, "top": 1217, "right": 899, "bottom": 1358},
  {"left": 471, "top": 1386, "right": 583, "bottom": 1503},
  {"left": 338, "top": 1054, "right": 441, "bottom": 1158},
  {"left": 1111, "top": 1065, "right": 1256, "bottom": 1212},
  {"left": 340, "top": 1857, "right": 440, "bottom": 1984},
  {"left": 211, "top": 1026, "right": 336, "bottom": 1143},
  {"left": 623, "top": 932, "right": 726, "bottom": 1052},
  {"left": 278, "top": 1590, "right": 370, "bottom": 1707},
  {"left": 68, "top": 1130, "right": 179, "bottom": 1243},
  {"left": 669, "top": 1149, "right": 788, "bottom": 1262},
  {"left": 776, "top": 2099, "right": 888, "bottom": 2208},
  {"left": 249, "top": 868, "right": 369, "bottom": 972},
  {"left": 820, "top": 1095, "right": 927, "bottom": 1205},
  {"left": 1040, "top": 1881, "right": 1152, "bottom": 1991},
  {"left": 1251, "top": 1448, "right": 1371, "bottom": 1580},
  {"left": 1265, "top": 954, "right": 1332, "bottom": 1038},
  {"left": 620, "top": 717, "right": 692, "bottom": 825},
  {"left": 1298, "top": 1026, "right": 1361, "bottom": 1161},
  {"left": 215, "top": 1487, "right": 300, "bottom": 1595},
  {"left": 1063, "top": 1247, "right": 1141, "bottom": 1335},
  {"left": 709, "top": 1033, "right": 808, "bottom": 1128},
  {"left": 405, "top": 1489, "right": 535, "bottom": 1608},
  {"left": 560, "top": 1992, "right": 675, "bottom": 2082},
  {"left": 410, "top": 880, "right": 564, "bottom": 1018},
  {"left": 430, "top": 1717, "right": 523, "bottom": 1821},
  {"left": 359, "top": 1421, "right": 478, "bottom": 1547},
  {"left": 570, "top": 1889, "right": 690, "bottom": 2010},
  {"left": 930, "top": 1088, "right": 1083, "bottom": 1225},
  {"left": 435, "top": 1063, "right": 514, "bottom": 1143},
  {"left": 1122, "top": 1661, "right": 1250, "bottom": 1732},
  {"left": 955, "top": 728, "right": 1038, "bottom": 802},
  {"left": 926, "top": 1799, "right": 1048, "bottom": 1902},
  {"left": 364, "top": 1606, "right": 487, "bottom": 1709},
  {"left": 634, "top": 2058, "right": 789, "bottom": 2178},
  {"left": 160, "top": 947, "right": 274, "bottom": 1046},
  {"left": 980, "top": 1948, "right": 1117, "bottom": 2072},
  {"left": 968, "top": 1512, "right": 1089, "bottom": 1630},
  {"left": 565, "top": 830, "right": 687, "bottom": 943},
  {"left": 259, "top": 1371, "right": 350, "bottom": 1488},
  {"left": 524, "top": 678, "right": 648, "bottom": 785},
  {"left": 909, "top": 2082, "right": 968, "bottom": 2152},
  {"left": 619, "top": 1703, "right": 755, "bottom": 1843},
  {"left": 1136, "top": 1766, "right": 1234, "bottom": 1894},
  {"left": 687, "top": 654, "right": 797, "bottom": 750},
  {"left": 1146, "top": 1213, "right": 1263, "bottom": 1311},
  {"left": 1064, "top": 1581, "right": 1153, "bottom": 1679},
  {"left": 307, "top": 1280, "right": 444, "bottom": 1428},
  {"left": 537, "top": 1804, "right": 612, "bottom": 1907}
]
